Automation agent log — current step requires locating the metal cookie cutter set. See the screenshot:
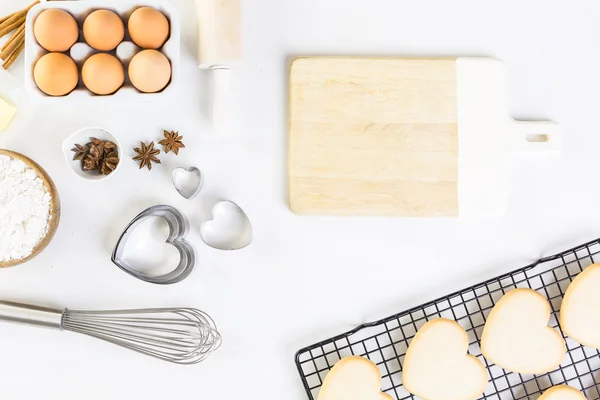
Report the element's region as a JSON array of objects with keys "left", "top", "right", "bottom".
[
  {"left": 112, "top": 205, "right": 196, "bottom": 285},
  {"left": 111, "top": 166, "right": 254, "bottom": 284},
  {"left": 171, "top": 165, "right": 253, "bottom": 251}
]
